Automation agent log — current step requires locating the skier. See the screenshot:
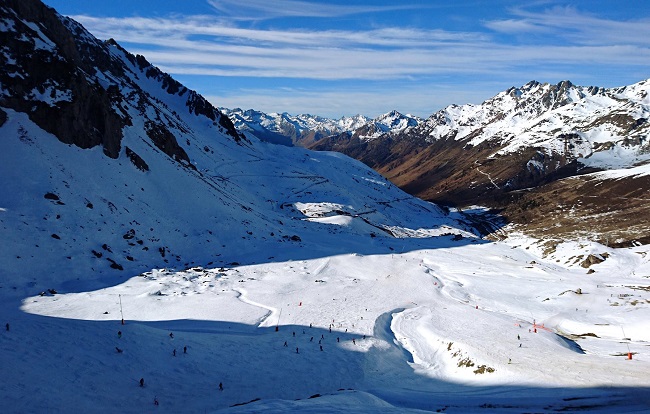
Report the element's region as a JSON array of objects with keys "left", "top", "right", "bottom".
[
  {"left": 140, "top": 378, "right": 145, "bottom": 387},
  {"left": 115, "top": 347, "right": 123, "bottom": 353},
  {"left": 118, "top": 331, "right": 122, "bottom": 339},
  {"left": 154, "top": 397, "right": 159, "bottom": 406},
  {"left": 296, "top": 347, "right": 299, "bottom": 354},
  {"left": 519, "top": 343, "right": 522, "bottom": 348},
  {"left": 310, "top": 337, "right": 313, "bottom": 342},
  {"left": 352, "top": 338, "right": 356, "bottom": 345},
  {"left": 283, "top": 341, "right": 288, "bottom": 347},
  {"left": 337, "top": 337, "right": 340, "bottom": 343},
  {"left": 169, "top": 332, "right": 174, "bottom": 339},
  {"left": 517, "top": 334, "right": 520, "bottom": 340},
  {"left": 173, "top": 349, "right": 176, "bottom": 357},
  {"left": 219, "top": 382, "right": 223, "bottom": 391},
  {"left": 183, "top": 346, "right": 187, "bottom": 354},
  {"left": 320, "top": 345, "right": 323, "bottom": 351},
  {"left": 5, "top": 323, "right": 9, "bottom": 331},
  {"left": 292, "top": 332, "right": 296, "bottom": 337}
]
